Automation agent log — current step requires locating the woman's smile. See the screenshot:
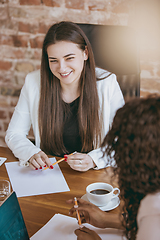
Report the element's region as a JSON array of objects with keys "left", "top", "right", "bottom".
[{"left": 59, "top": 71, "right": 73, "bottom": 78}]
